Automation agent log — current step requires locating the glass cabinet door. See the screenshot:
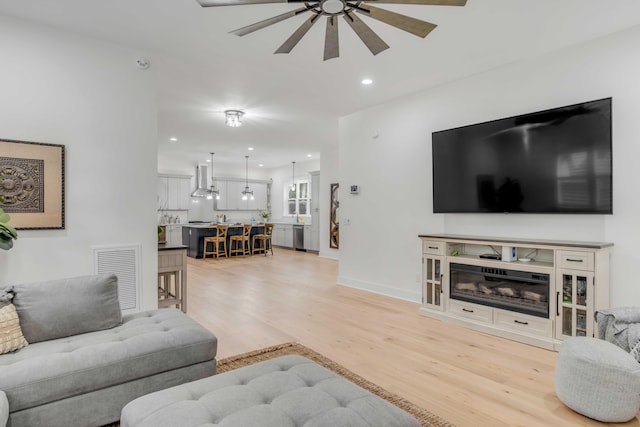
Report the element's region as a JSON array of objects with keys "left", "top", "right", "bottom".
[
  {"left": 557, "top": 271, "right": 594, "bottom": 339},
  {"left": 423, "top": 256, "right": 444, "bottom": 311}
]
